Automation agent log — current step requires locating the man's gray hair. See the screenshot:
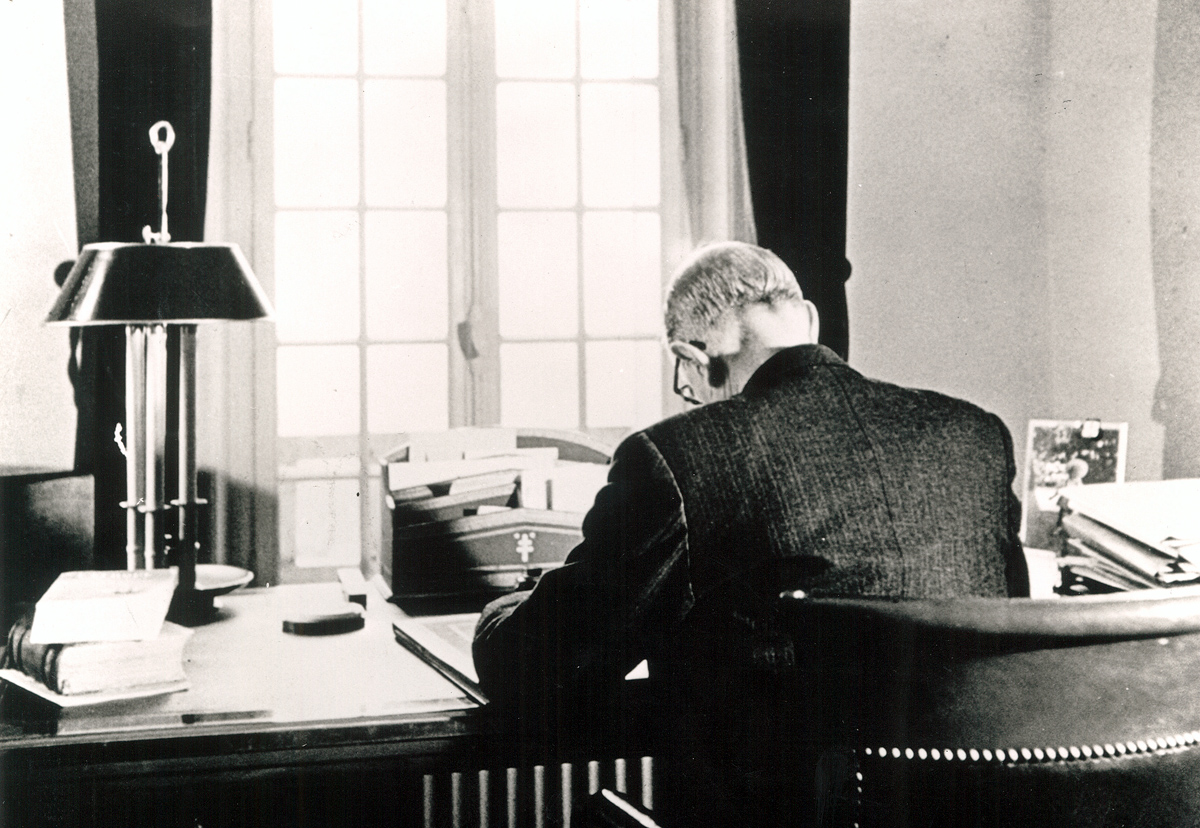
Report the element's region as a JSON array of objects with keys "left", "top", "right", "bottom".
[{"left": 664, "top": 242, "right": 803, "bottom": 343}]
